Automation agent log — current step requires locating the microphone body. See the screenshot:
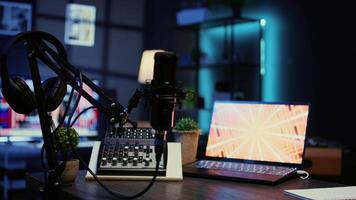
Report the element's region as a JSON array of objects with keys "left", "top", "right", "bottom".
[
  {"left": 149, "top": 52, "right": 178, "bottom": 163},
  {"left": 150, "top": 52, "right": 178, "bottom": 132}
]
